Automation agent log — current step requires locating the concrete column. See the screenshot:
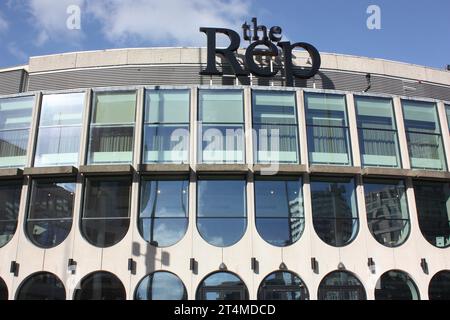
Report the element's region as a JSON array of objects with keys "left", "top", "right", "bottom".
[
  {"left": 244, "top": 88, "right": 253, "bottom": 166},
  {"left": 393, "top": 97, "right": 411, "bottom": 169},
  {"left": 346, "top": 93, "right": 361, "bottom": 167},
  {"left": 78, "top": 89, "right": 92, "bottom": 166},
  {"left": 437, "top": 101, "right": 450, "bottom": 171},
  {"left": 26, "top": 92, "right": 42, "bottom": 167},
  {"left": 297, "top": 90, "right": 308, "bottom": 168}
]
